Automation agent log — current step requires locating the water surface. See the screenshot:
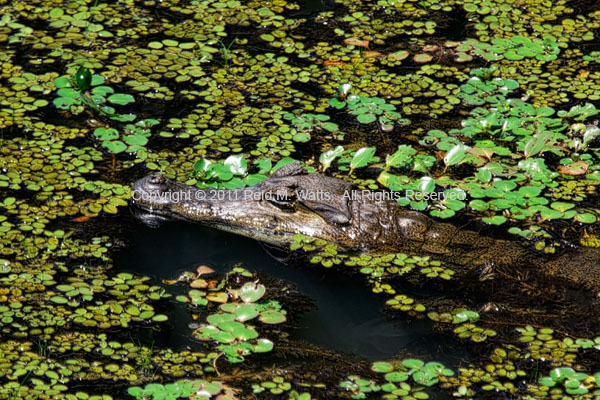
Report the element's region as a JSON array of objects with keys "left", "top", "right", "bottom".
[{"left": 116, "top": 220, "right": 450, "bottom": 361}]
